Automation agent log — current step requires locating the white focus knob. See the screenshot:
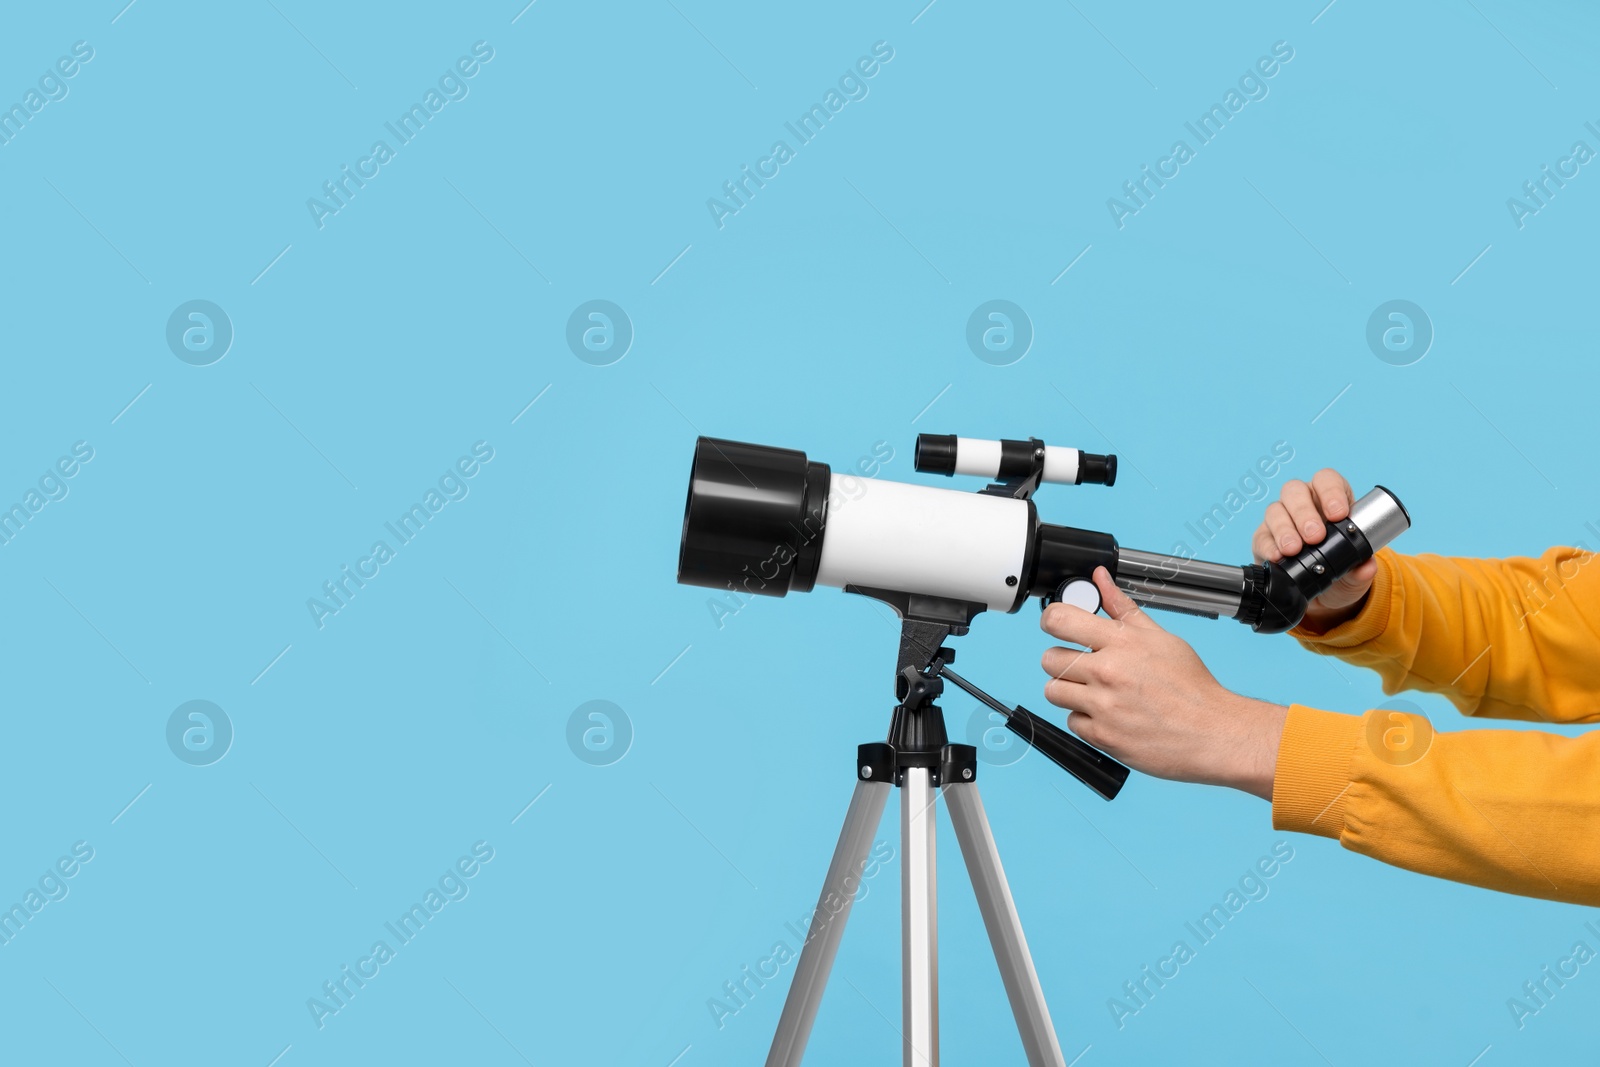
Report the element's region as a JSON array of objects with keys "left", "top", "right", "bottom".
[{"left": 1055, "top": 578, "right": 1102, "bottom": 614}]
